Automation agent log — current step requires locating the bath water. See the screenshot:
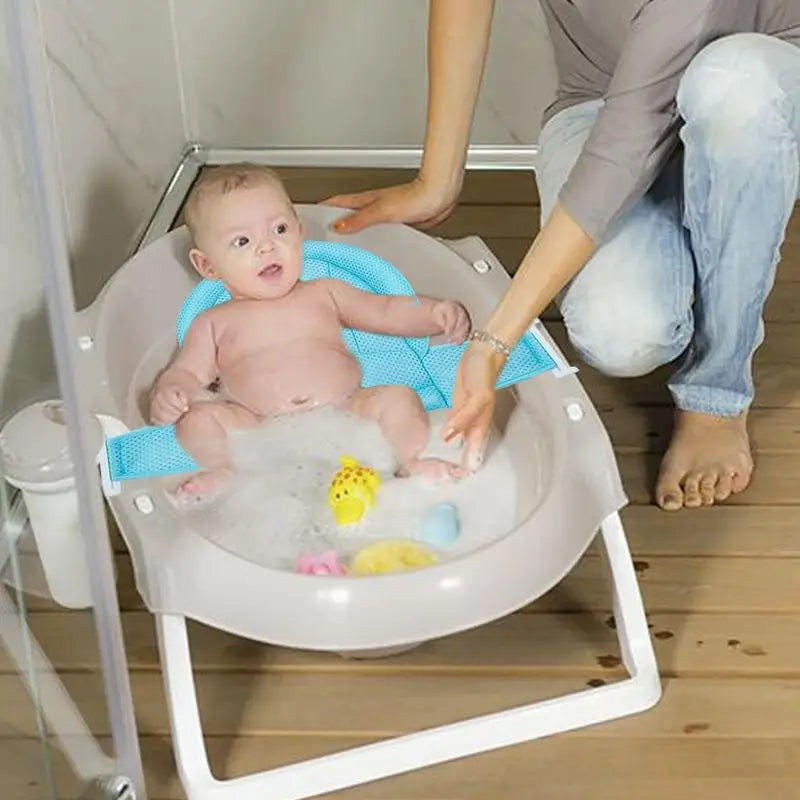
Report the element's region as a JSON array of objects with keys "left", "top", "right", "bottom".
[{"left": 177, "top": 405, "right": 519, "bottom": 572}]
